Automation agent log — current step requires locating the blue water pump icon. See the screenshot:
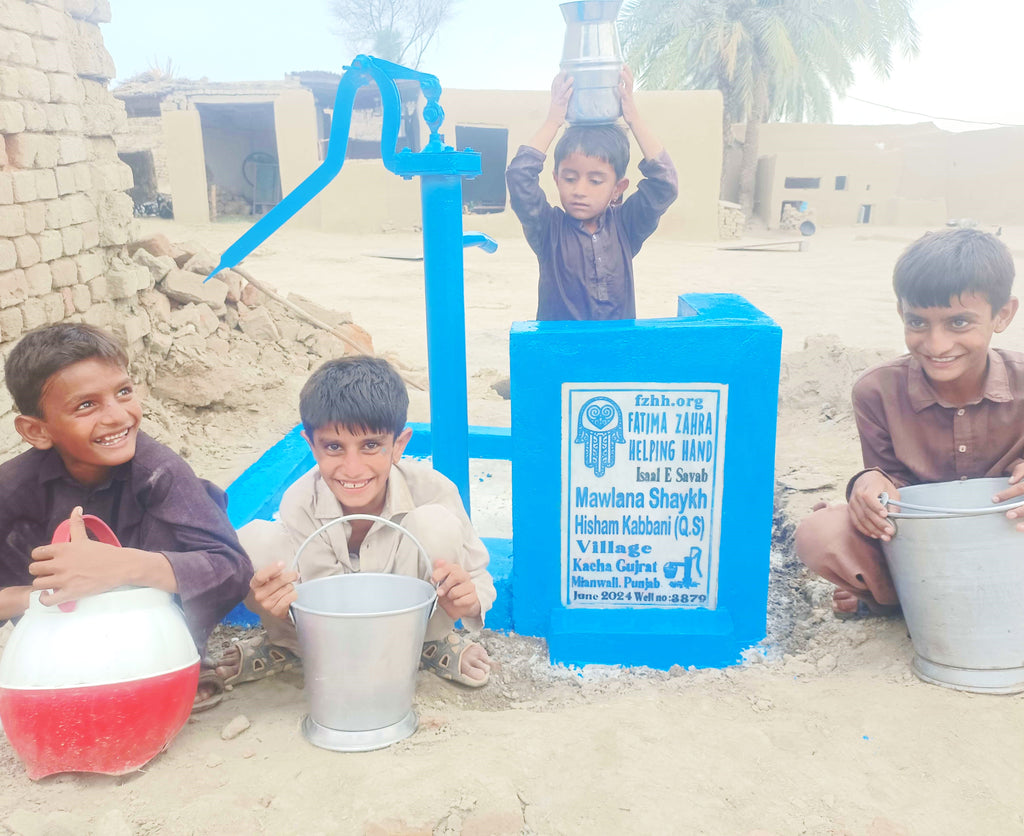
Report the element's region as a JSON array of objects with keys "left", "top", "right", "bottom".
[{"left": 664, "top": 547, "right": 702, "bottom": 589}]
